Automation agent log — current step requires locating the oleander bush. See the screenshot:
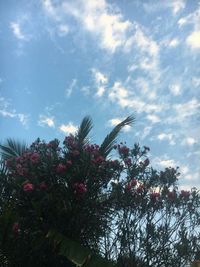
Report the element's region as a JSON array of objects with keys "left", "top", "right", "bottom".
[{"left": 0, "top": 116, "right": 199, "bottom": 267}]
